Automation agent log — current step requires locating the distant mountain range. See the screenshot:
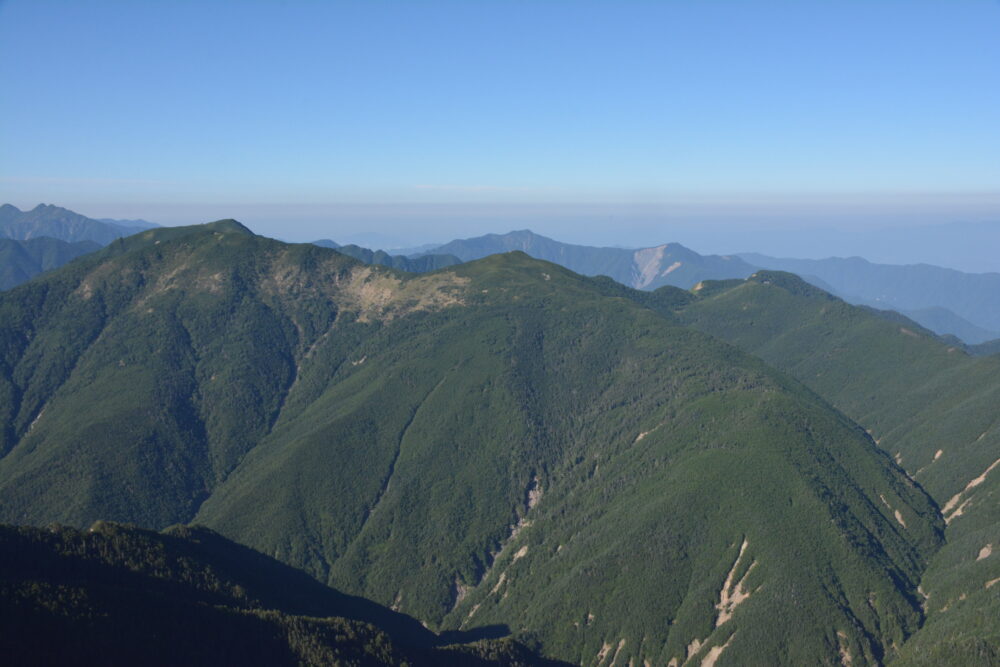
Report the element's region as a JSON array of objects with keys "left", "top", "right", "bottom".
[
  {"left": 3, "top": 207, "right": 998, "bottom": 346},
  {"left": 0, "top": 204, "right": 159, "bottom": 245},
  {"left": 413, "top": 230, "right": 1000, "bottom": 345},
  {"left": 0, "top": 205, "right": 166, "bottom": 290},
  {"left": 98, "top": 216, "right": 159, "bottom": 230},
  {"left": 420, "top": 229, "right": 756, "bottom": 290},
  {"left": 313, "top": 239, "right": 461, "bottom": 273},
  {"left": 740, "top": 253, "right": 1000, "bottom": 343}
]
